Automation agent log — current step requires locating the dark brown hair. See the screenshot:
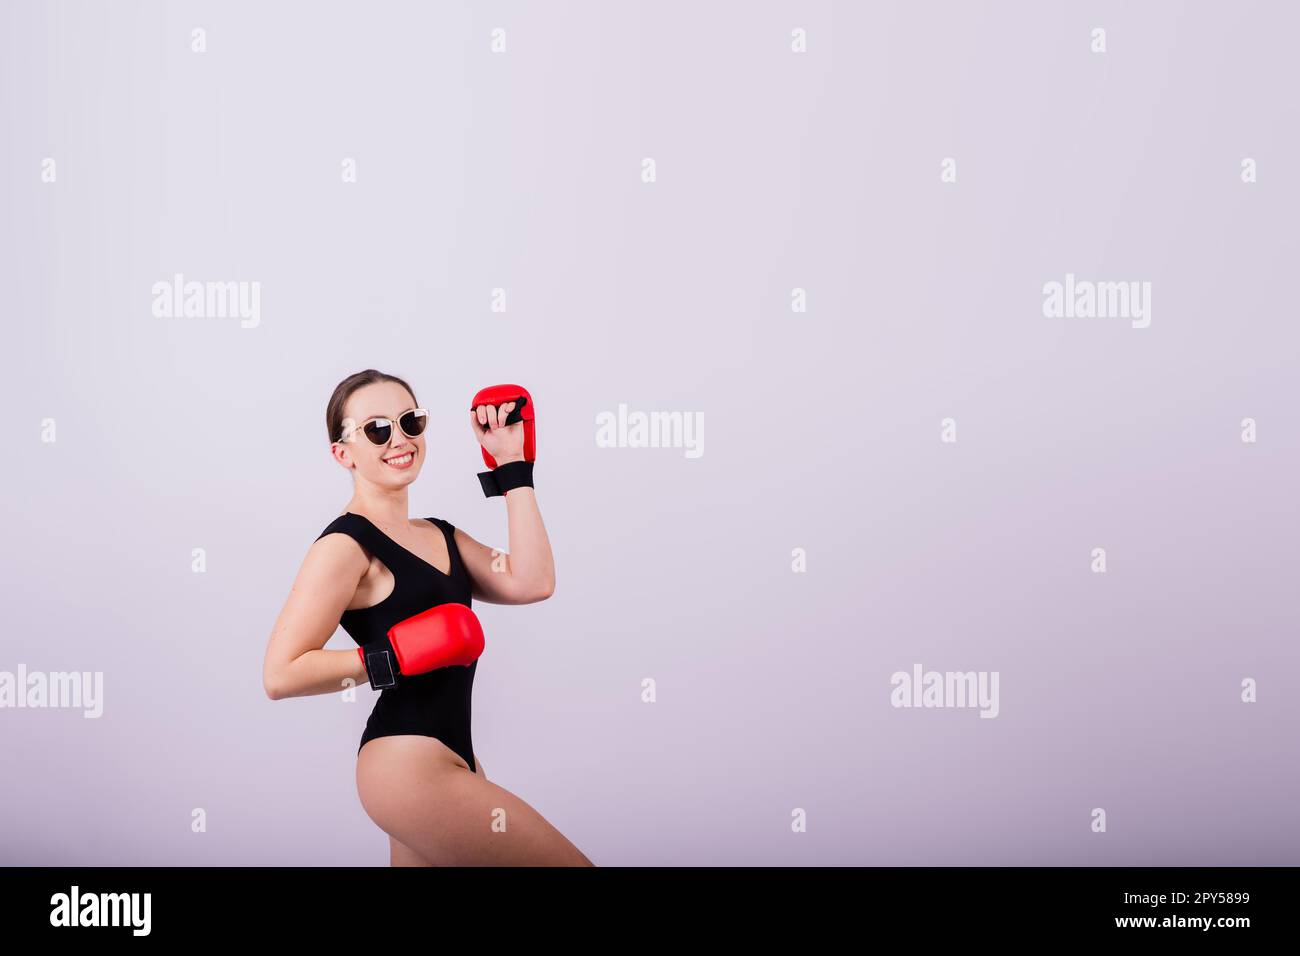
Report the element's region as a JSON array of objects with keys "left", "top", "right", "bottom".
[{"left": 325, "top": 369, "right": 418, "bottom": 443}]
